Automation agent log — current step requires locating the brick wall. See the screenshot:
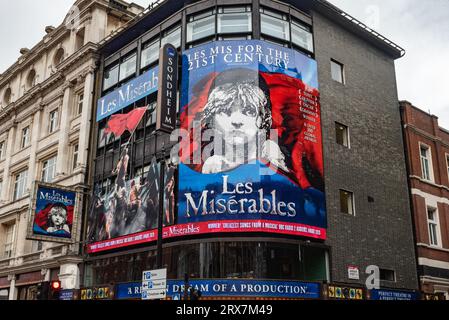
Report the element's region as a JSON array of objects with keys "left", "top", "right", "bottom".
[{"left": 313, "top": 11, "right": 418, "bottom": 290}]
